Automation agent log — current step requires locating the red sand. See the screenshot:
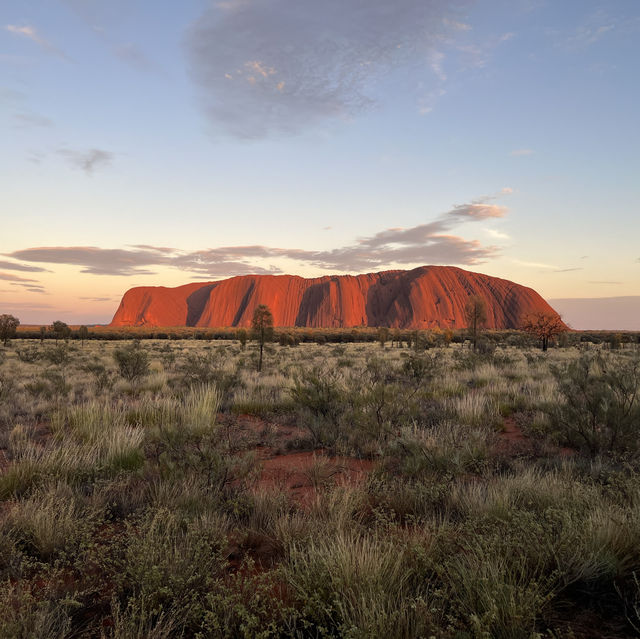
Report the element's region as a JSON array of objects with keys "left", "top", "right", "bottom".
[
  {"left": 253, "top": 451, "right": 375, "bottom": 505},
  {"left": 498, "top": 417, "right": 575, "bottom": 457}
]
